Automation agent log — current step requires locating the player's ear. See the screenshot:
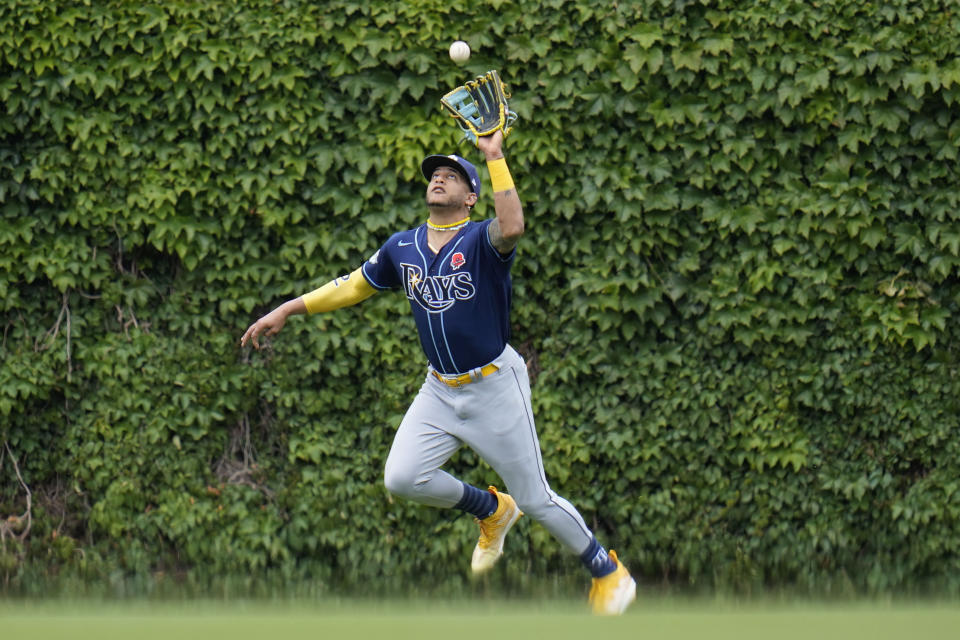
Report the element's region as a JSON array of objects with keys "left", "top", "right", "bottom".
[{"left": 465, "top": 192, "right": 478, "bottom": 207}]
